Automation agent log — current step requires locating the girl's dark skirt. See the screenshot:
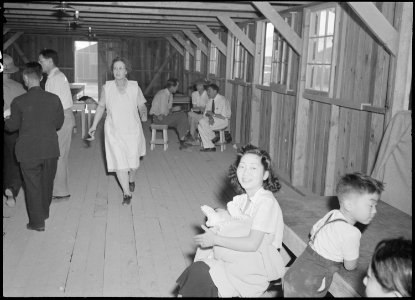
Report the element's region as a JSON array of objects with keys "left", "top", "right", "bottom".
[{"left": 176, "top": 261, "right": 219, "bottom": 297}]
